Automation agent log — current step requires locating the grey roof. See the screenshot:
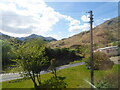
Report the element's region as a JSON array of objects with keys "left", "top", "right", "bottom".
[{"left": 97, "top": 46, "right": 118, "bottom": 50}]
